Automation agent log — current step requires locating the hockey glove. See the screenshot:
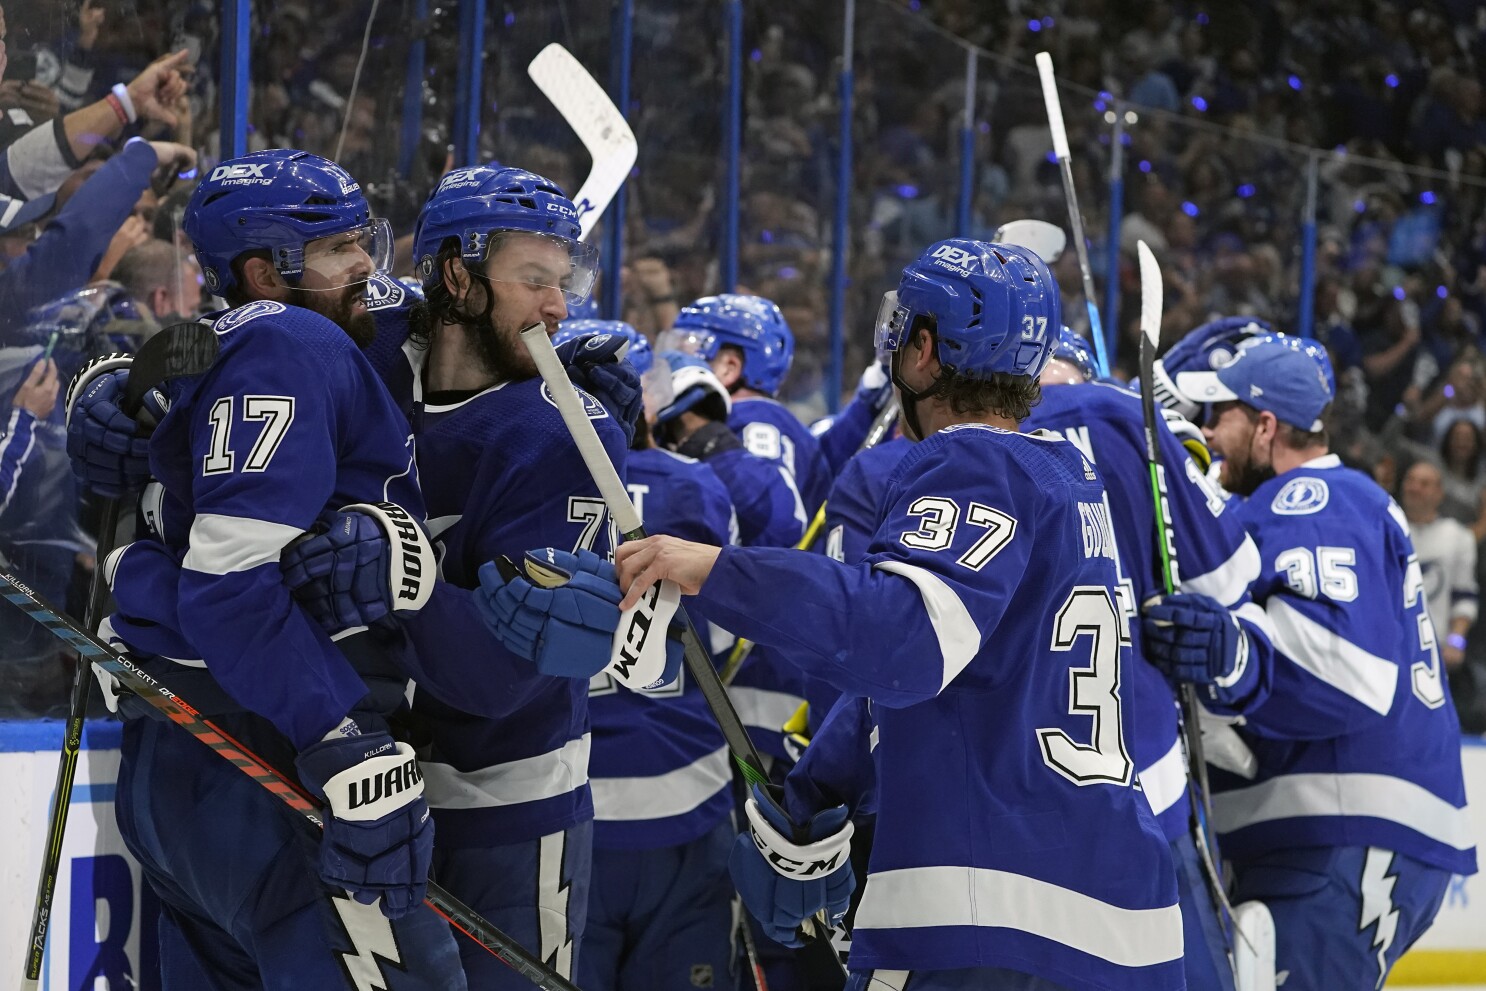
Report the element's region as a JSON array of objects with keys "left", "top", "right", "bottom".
[
  {"left": 854, "top": 359, "right": 893, "bottom": 412},
  {"left": 65, "top": 355, "right": 169, "bottom": 498},
  {"left": 296, "top": 727, "right": 432, "bottom": 919},
  {"left": 280, "top": 503, "right": 437, "bottom": 635},
  {"left": 1143, "top": 593, "right": 1251, "bottom": 690},
  {"left": 556, "top": 332, "right": 644, "bottom": 445},
  {"left": 476, "top": 548, "right": 625, "bottom": 680},
  {"left": 1160, "top": 408, "right": 1212, "bottom": 473},
  {"left": 730, "top": 783, "right": 855, "bottom": 947}
]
